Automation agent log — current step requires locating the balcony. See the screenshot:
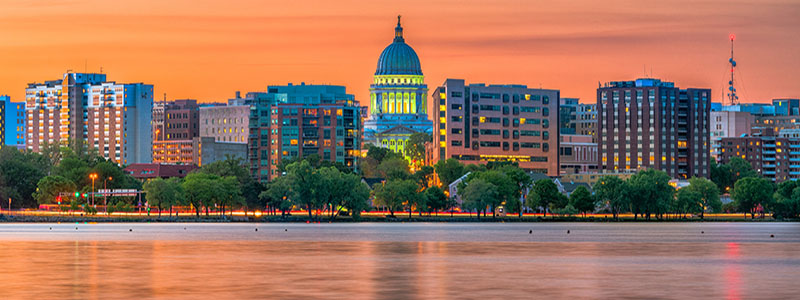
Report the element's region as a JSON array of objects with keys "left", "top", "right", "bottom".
[
  {"left": 791, "top": 151, "right": 800, "bottom": 155},
  {"left": 791, "top": 165, "right": 800, "bottom": 169},
  {"left": 764, "top": 143, "right": 776, "bottom": 148},
  {"left": 791, "top": 171, "right": 800, "bottom": 176},
  {"left": 763, "top": 157, "right": 776, "bottom": 161},
  {"left": 764, "top": 171, "right": 777, "bottom": 175},
  {"left": 763, "top": 164, "right": 777, "bottom": 168},
  {"left": 790, "top": 158, "right": 800, "bottom": 162},
  {"left": 764, "top": 150, "right": 776, "bottom": 155}
]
